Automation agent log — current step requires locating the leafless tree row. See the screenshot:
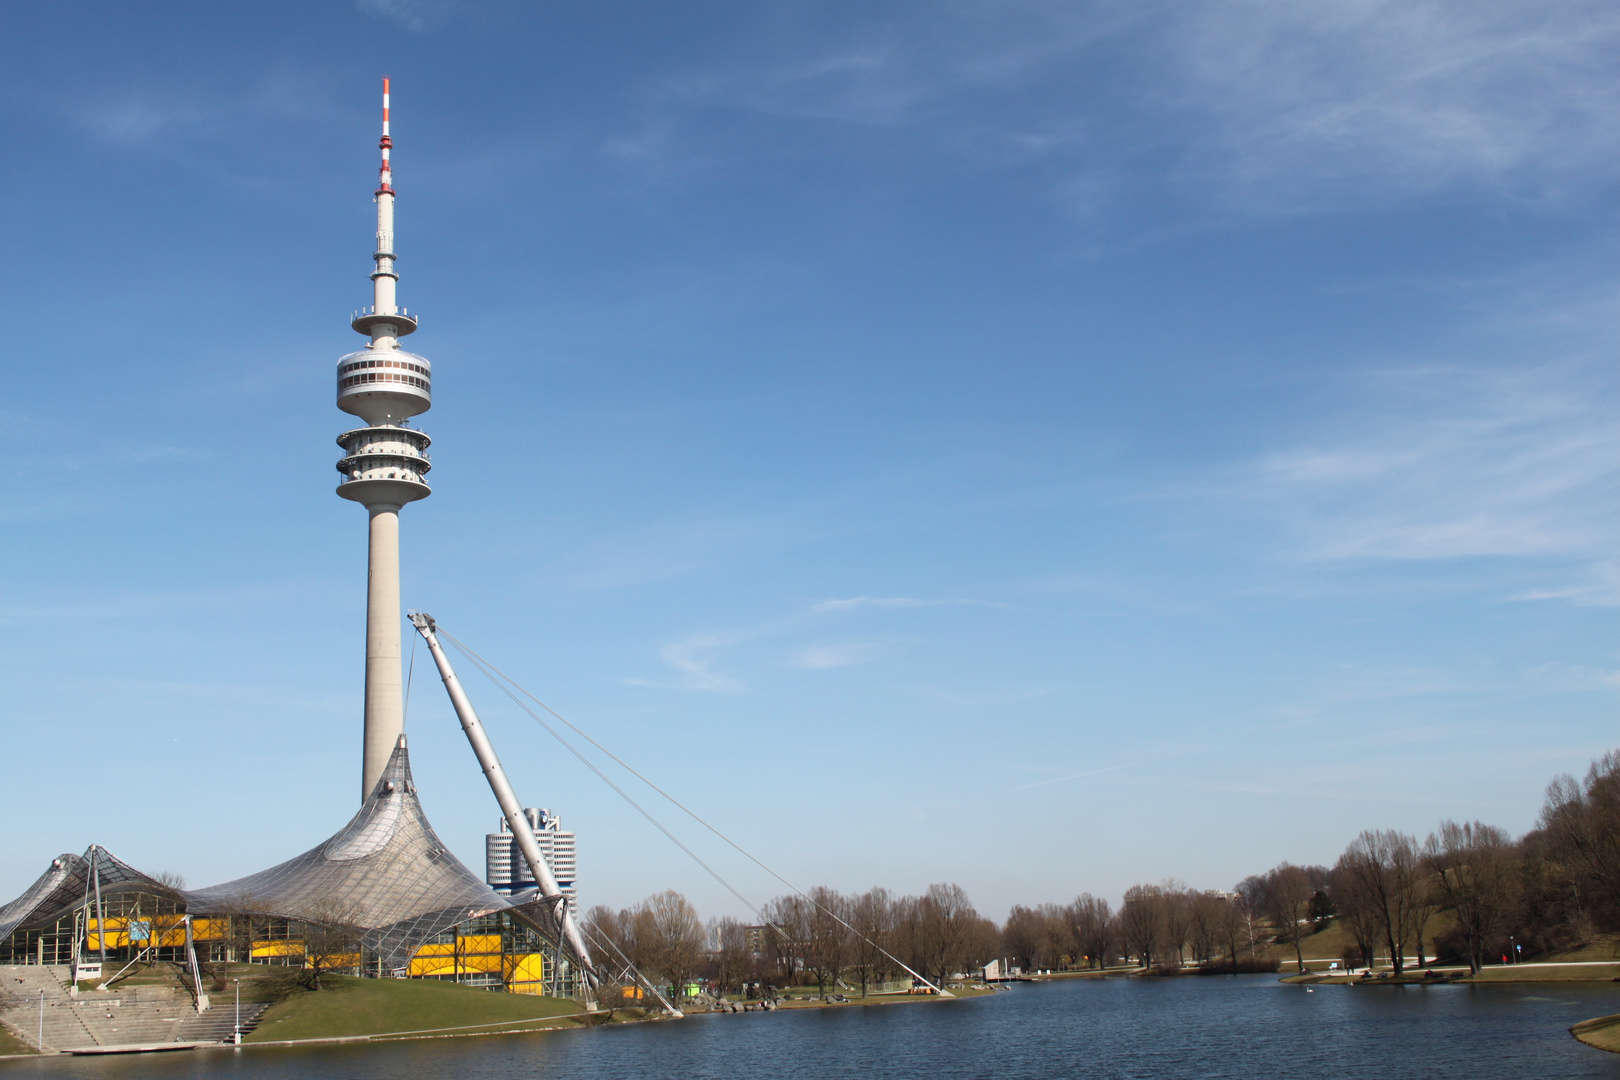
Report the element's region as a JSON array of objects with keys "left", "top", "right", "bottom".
[
  {"left": 1239, "top": 751, "right": 1620, "bottom": 975},
  {"left": 583, "top": 750, "right": 1618, "bottom": 991},
  {"left": 587, "top": 882, "right": 1002, "bottom": 997}
]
